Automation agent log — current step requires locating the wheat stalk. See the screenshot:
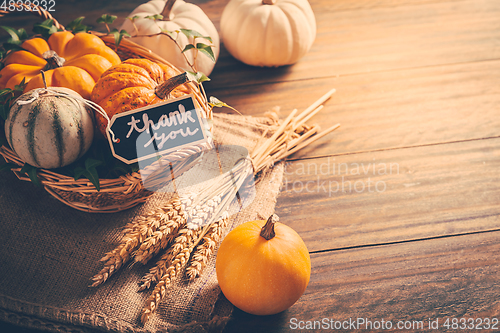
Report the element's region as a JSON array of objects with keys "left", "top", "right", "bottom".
[
  {"left": 138, "top": 226, "right": 200, "bottom": 291},
  {"left": 186, "top": 215, "right": 229, "bottom": 281},
  {"left": 91, "top": 89, "right": 340, "bottom": 324},
  {"left": 90, "top": 195, "right": 181, "bottom": 287},
  {"left": 133, "top": 197, "right": 186, "bottom": 265},
  {"left": 139, "top": 224, "right": 212, "bottom": 324}
]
